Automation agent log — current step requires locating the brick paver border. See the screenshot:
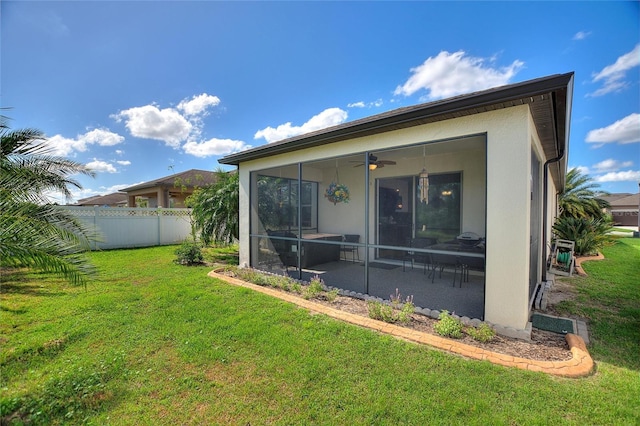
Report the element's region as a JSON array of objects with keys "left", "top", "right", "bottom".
[{"left": 208, "top": 270, "right": 594, "bottom": 378}]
